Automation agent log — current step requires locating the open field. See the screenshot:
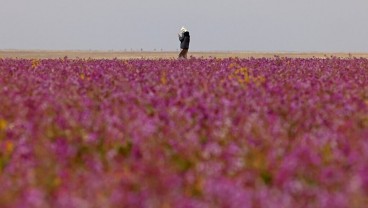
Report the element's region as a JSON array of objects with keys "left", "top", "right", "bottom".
[
  {"left": 1, "top": 50, "right": 368, "bottom": 59},
  {"left": 1, "top": 57, "right": 368, "bottom": 207}
]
